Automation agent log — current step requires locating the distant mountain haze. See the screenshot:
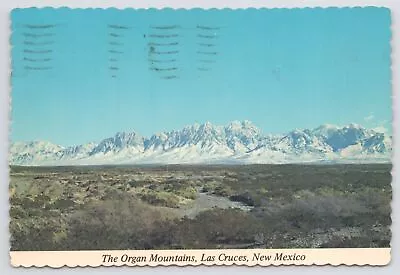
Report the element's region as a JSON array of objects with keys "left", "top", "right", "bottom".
[{"left": 10, "top": 121, "right": 392, "bottom": 166}]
